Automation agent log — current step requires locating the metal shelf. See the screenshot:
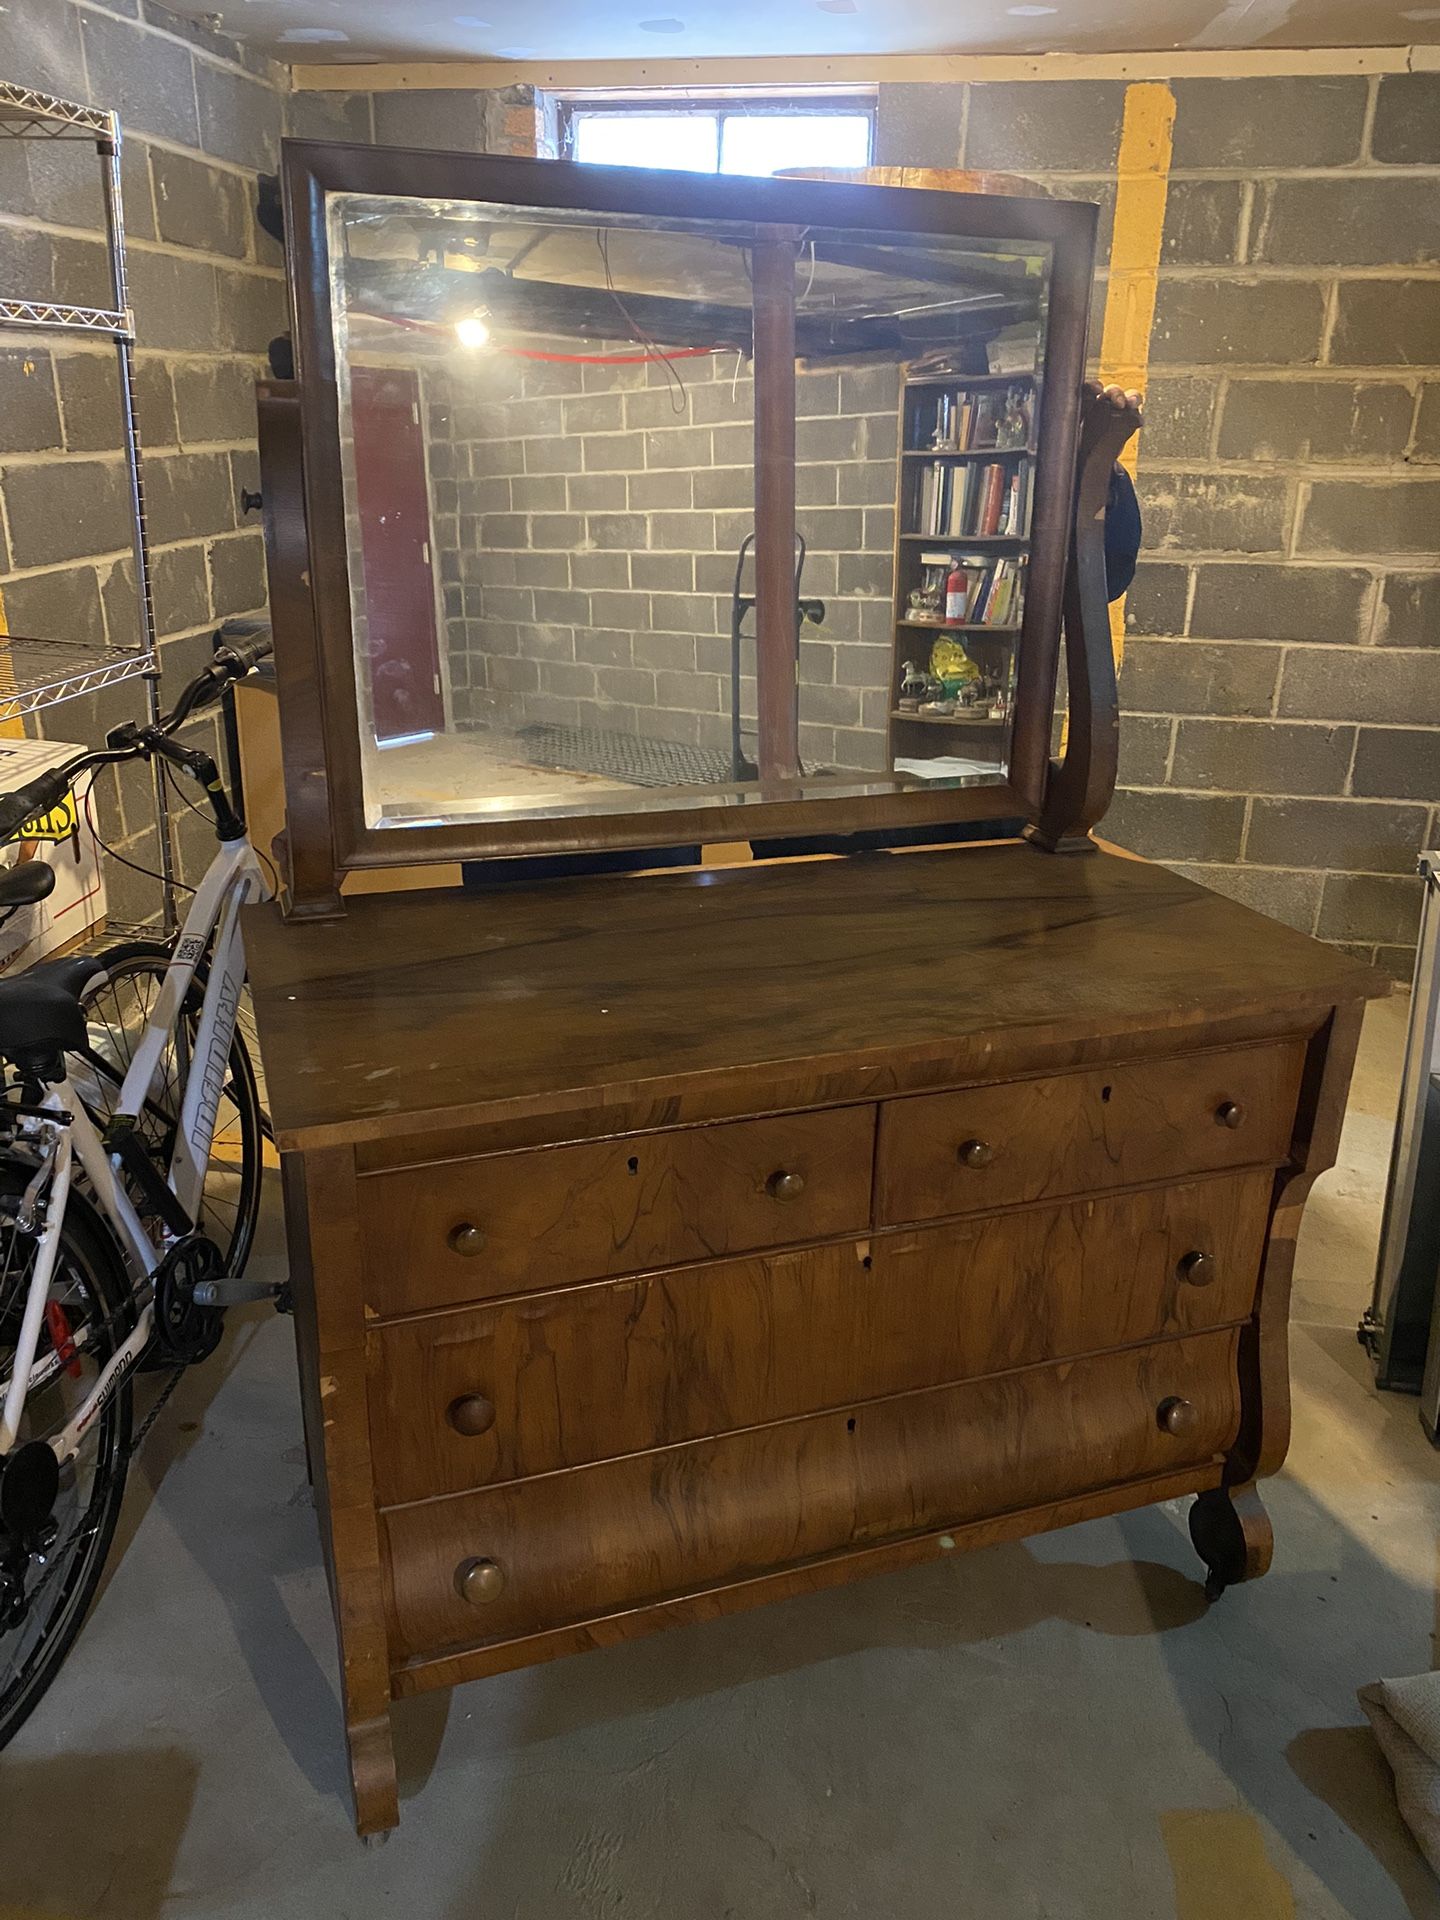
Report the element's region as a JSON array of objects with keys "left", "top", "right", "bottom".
[
  {"left": 0, "top": 298, "right": 131, "bottom": 339},
  {"left": 0, "top": 73, "right": 176, "bottom": 923},
  {"left": 0, "top": 85, "right": 114, "bottom": 142},
  {"left": 0, "top": 638, "right": 153, "bottom": 727}
]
